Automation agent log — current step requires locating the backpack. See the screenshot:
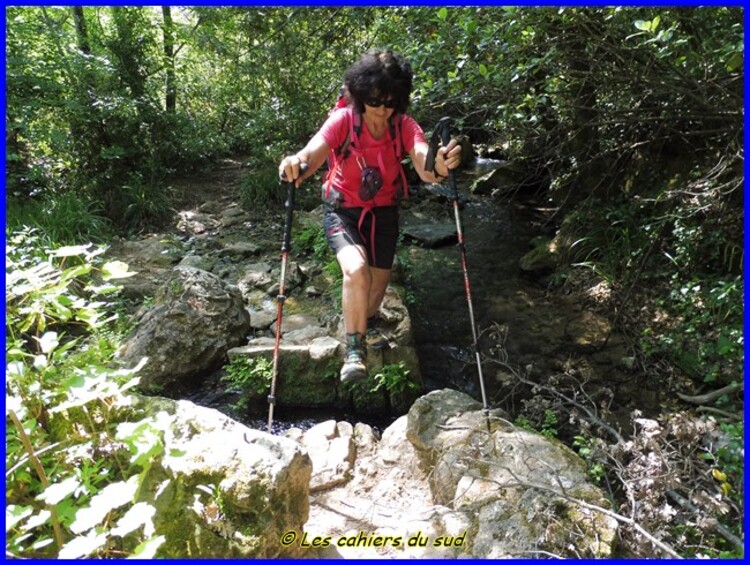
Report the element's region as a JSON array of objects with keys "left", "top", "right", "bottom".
[{"left": 323, "top": 89, "right": 407, "bottom": 208}]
